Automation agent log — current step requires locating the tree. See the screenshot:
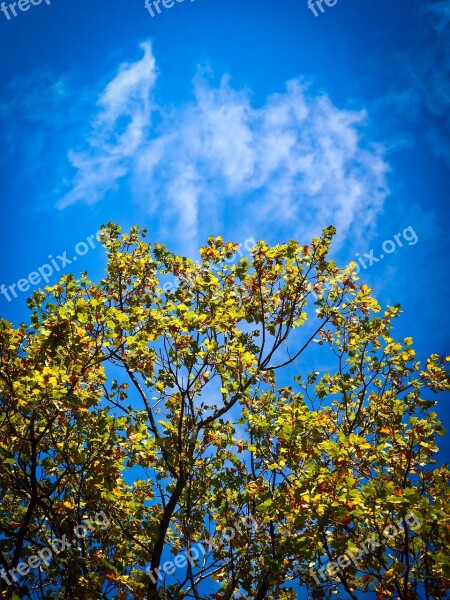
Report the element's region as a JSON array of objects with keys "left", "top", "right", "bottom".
[{"left": 0, "top": 223, "right": 448, "bottom": 600}]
